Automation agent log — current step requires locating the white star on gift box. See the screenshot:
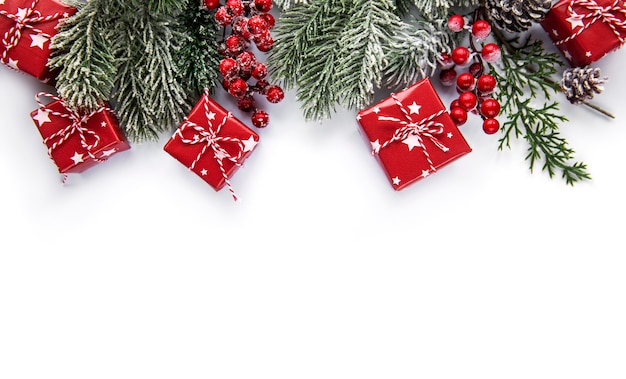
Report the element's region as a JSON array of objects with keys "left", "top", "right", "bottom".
[
  {"left": 207, "top": 111, "right": 216, "bottom": 121},
  {"left": 242, "top": 135, "right": 257, "bottom": 152},
  {"left": 0, "top": 0, "right": 6, "bottom": 5},
  {"left": 585, "top": 51, "right": 592, "bottom": 57},
  {"left": 200, "top": 168, "right": 208, "bottom": 176},
  {"left": 70, "top": 152, "right": 84, "bottom": 165},
  {"left": 421, "top": 169, "right": 430, "bottom": 178},
  {"left": 563, "top": 50, "right": 573, "bottom": 61},
  {"left": 408, "top": 101, "right": 421, "bottom": 115},
  {"left": 33, "top": 109, "right": 51, "bottom": 126},
  {"left": 402, "top": 134, "right": 422, "bottom": 151},
  {"left": 29, "top": 34, "right": 48, "bottom": 50},
  {"left": 371, "top": 139, "right": 381, "bottom": 152},
  {"left": 15, "top": 8, "right": 28, "bottom": 20},
  {"left": 392, "top": 176, "right": 401, "bottom": 185},
  {"left": 447, "top": 132, "right": 453, "bottom": 138},
  {"left": 7, "top": 58, "right": 19, "bottom": 70},
  {"left": 566, "top": 12, "right": 585, "bottom": 30},
  {"left": 100, "top": 121, "right": 107, "bottom": 127},
  {"left": 373, "top": 106, "right": 380, "bottom": 114},
  {"left": 100, "top": 148, "right": 117, "bottom": 157}
]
